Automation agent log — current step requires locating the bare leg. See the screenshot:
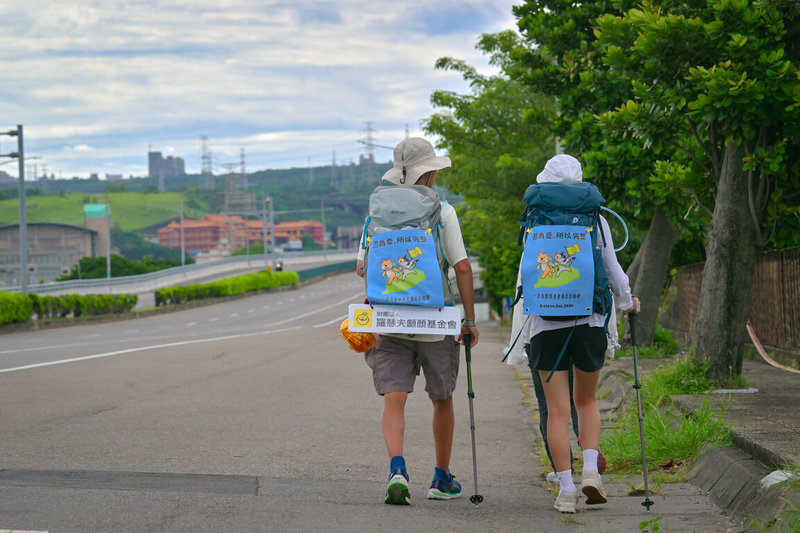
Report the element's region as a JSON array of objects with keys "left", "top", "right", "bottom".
[
  {"left": 538, "top": 370, "right": 572, "bottom": 473},
  {"left": 383, "top": 392, "right": 408, "bottom": 458},
  {"left": 432, "top": 396, "right": 454, "bottom": 471},
  {"left": 573, "top": 368, "right": 601, "bottom": 452}
]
